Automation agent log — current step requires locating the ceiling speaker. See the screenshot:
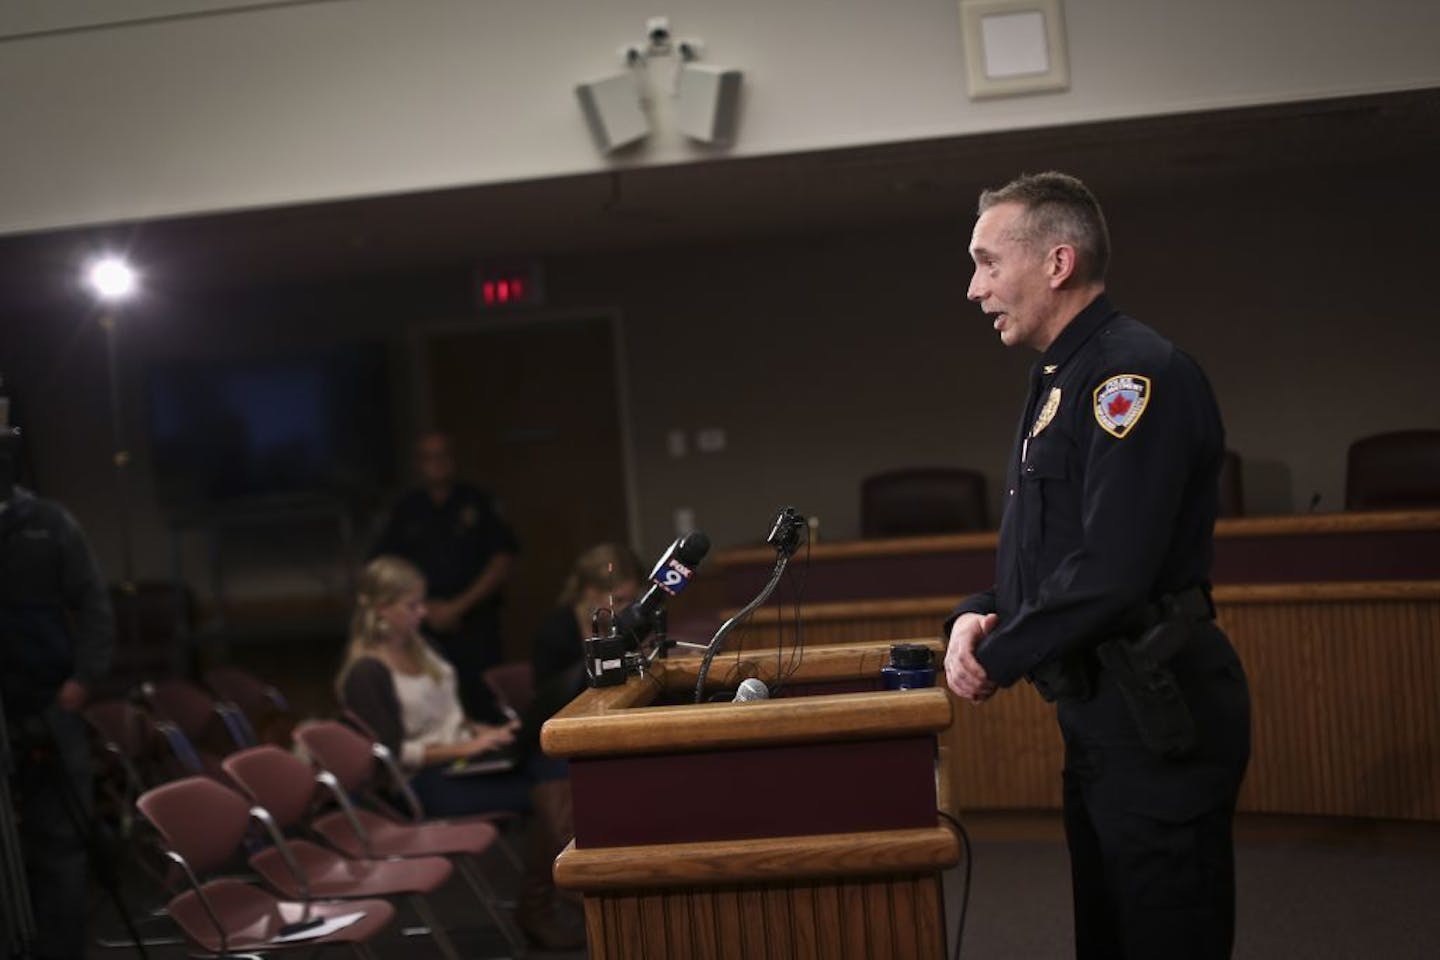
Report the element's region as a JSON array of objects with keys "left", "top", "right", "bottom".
[
  {"left": 576, "top": 73, "right": 649, "bottom": 152},
  {"left": 676, "top": 63, "right": 742, "bottom": 144}
]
